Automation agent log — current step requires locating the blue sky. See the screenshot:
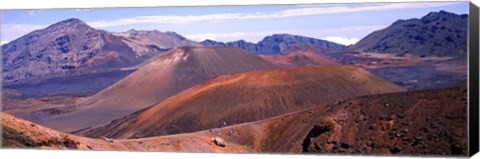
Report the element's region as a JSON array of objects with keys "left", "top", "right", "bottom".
[{"left": 0, "top": 1, "right": 469, "bottom": 45}]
